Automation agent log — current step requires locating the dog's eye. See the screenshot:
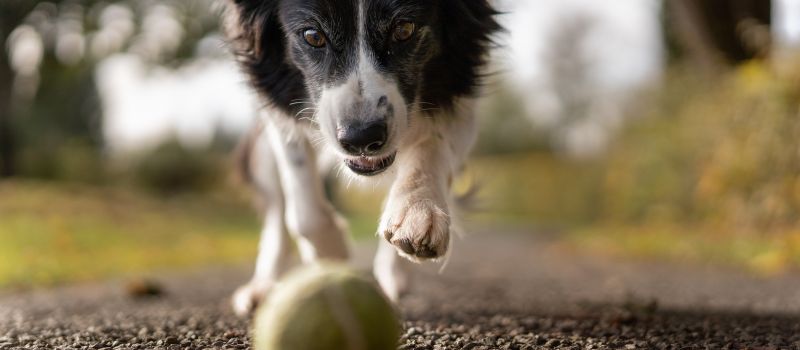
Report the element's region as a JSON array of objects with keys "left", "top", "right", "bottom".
[
  {"left": 392, "top": 21, "right": 415, "bottom": 42},
  {"left": 303, "top": 29, "right": 327, "bottom": 48}
]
